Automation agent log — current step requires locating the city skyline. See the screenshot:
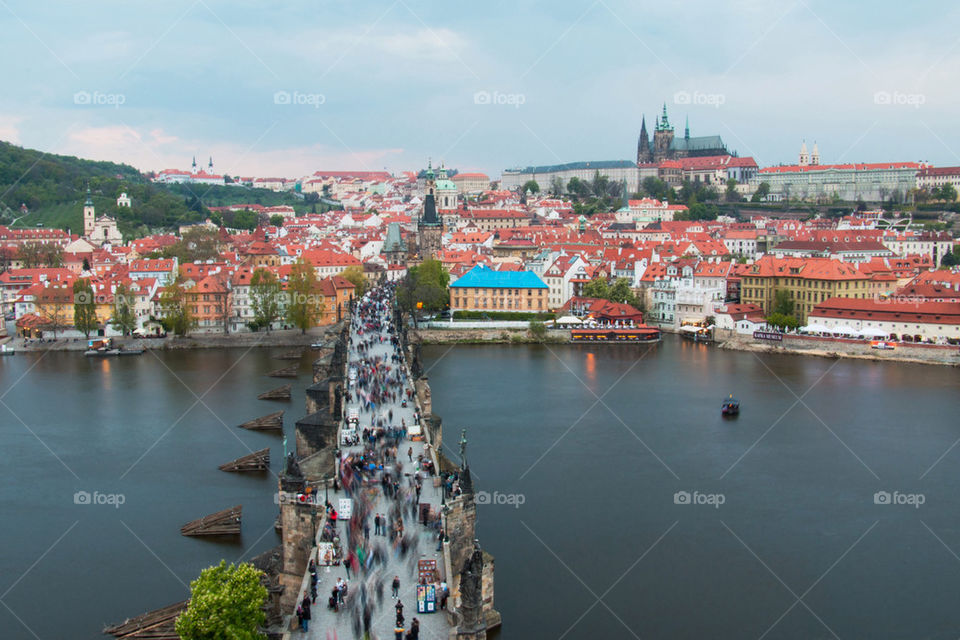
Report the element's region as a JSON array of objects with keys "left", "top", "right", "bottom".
[{"left": 1, "top": 1, "right": 958, "bottom": 177}]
